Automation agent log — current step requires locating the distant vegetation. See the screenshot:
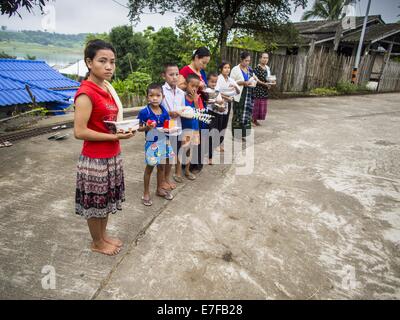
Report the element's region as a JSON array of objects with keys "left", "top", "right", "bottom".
[
  {"left": 0, "top": 51, "right": 16, "bottom": 59},
  {"left": 0, "top": 29, "right": 87, "bottom": 48}
]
